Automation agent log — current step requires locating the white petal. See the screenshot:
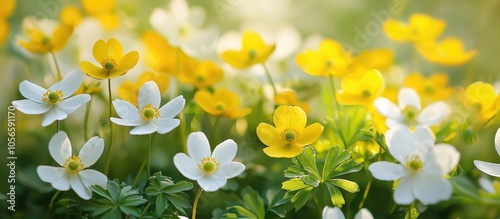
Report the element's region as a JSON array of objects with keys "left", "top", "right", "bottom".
[
  {"left": 386, "top": 127, "right": 415, "bottom": 163},
  {"left": 110, "top": 117, "right": 145, "bottom": 127},
  {"left": 49, "top": 131, "right": 72, "bottom": 166},
  {"left": 79, "top": 136, "right": 104, "bottom": 168},
  {"left": 423, "top": 144, "right": 460, "bottom": 176},
  {"left": 169, "top": 0, "right": 189, "bottom": 21},
  {"left": 150, "top": 8, "right": 171, "bottom": 37},
  {"left": 19, "top": 80, "right": 46, "bottom": 102},
  {"left": 413, "top": 174, "right": 452, "bottom": 204},
  {"left": 188, "top": 6, "right": 205, "bottom": 27},
  {"left": 159, "top": 95, "right": 185, "bottom": 118},
  {"left": 130, "top": 122, "right": 157, "bottom": 135},
  {"left": 398, "top": 88, "right": 421, "bottom": 111},
  {"left": 212, "top": 140, "right": 237, "bottom": 165},
  {"left": 187, "top": 132, "right": 211, "bottom": 162},
  {"left": 58, "top": 70, "right": 84, "bottom": 96},
  {"left": 12, "top": 99, "right": 51, "bottom": 114},
  {"left": 69, "top": 174, "right": 92, "bottom": 200},
  {"left": 478, "top": 177, "right": 496, "bottom": 194},
  {"left": 138, "top": 81, "right": 161, "bottom": 109},
  {"left": 474, "top": 160, "right": 500, "bottom": 177},
  {"left": 322, "top": 207, "right": 345, "bottom": 219},
  {"left": 113, "top": 99, "right": 140, "bottom": 120},
  {"left": 79, "top": 169, "right": 108, "bottom": 189},
  {"left": 42, "top": 108, "right": 68, "bottom": 127},
  {"left": 373, "top": 97, "right": 402, "bottom": 120},
  {"left": 385, "top": 118, "right": 403, "bottom": 129},
  {"left": 413, "top": 126, "right": 435, "bottom": 157},
  {"left": 417, "top": 101, "right": 450, "bottom": 126},
  {"left": 213, "top": 162, "right": 245, "bottom": 179},
  {"left": 173, "top": 153, "right": 203, "bottom": 180},
  {"left": 354, "top": 208, "right": 374, "bottom": 219},
  {"left": 368, "top": 161, "right": 408, "bottom": 180},
  {"left": 394, "top": 177, "right": 416, "bottom": 205},
  {"left": 495, "top": 128, "right": 500, "bottom": 156},
  {"left": 197, "top": 174, "right": 227, "bottom": 192},
  {"left": 37, "top": 166, "right": 70, "bottom": 191},
  {"left": 153, "top": 118, "right": 180, "bottom": 134},
  {"left": 58, "top": 94, "right": 91, "bottom": 114}
]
